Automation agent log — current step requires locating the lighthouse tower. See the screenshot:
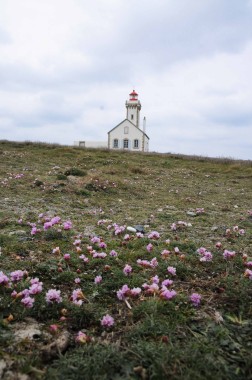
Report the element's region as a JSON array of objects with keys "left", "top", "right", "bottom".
[{"left": 125, "top": 90, "right": 141, "bottom": 129}]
